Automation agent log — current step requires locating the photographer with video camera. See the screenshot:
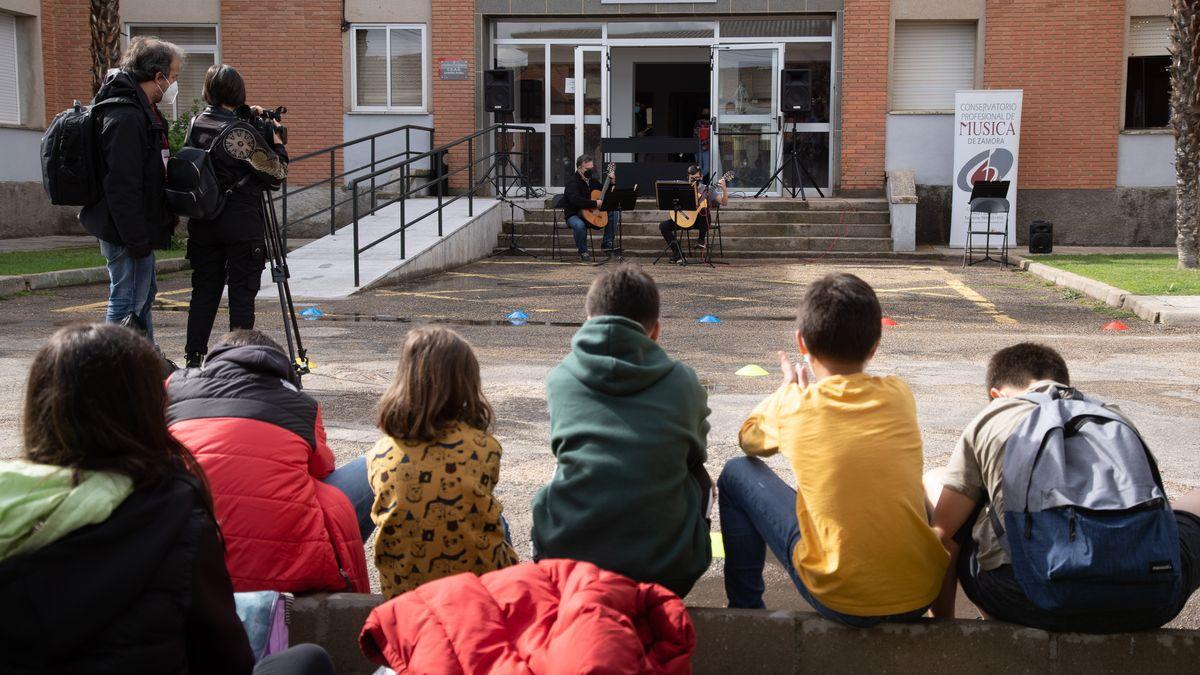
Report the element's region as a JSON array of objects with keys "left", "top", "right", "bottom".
[{"left": 181, "top": 64, "right": 288, "bottom": 369}]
